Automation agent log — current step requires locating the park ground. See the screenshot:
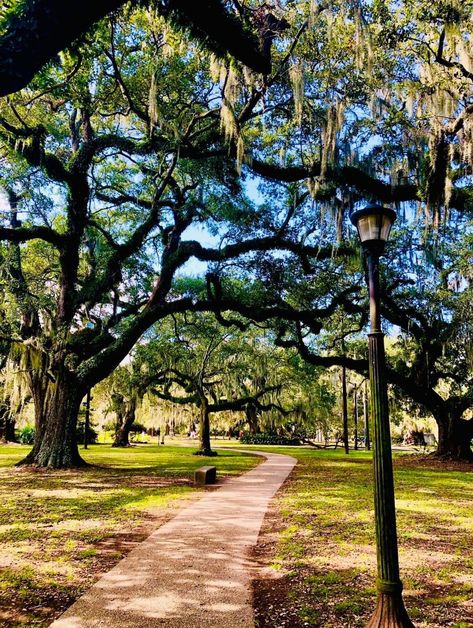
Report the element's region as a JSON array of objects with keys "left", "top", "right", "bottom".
[{"left": 0, "top": 442, "right": 471, "bottom": 627}]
